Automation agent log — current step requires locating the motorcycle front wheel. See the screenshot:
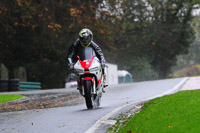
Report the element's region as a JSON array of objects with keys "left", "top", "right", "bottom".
[{"left": 84, "top": 80, "right": 96, "bottom": 109}]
